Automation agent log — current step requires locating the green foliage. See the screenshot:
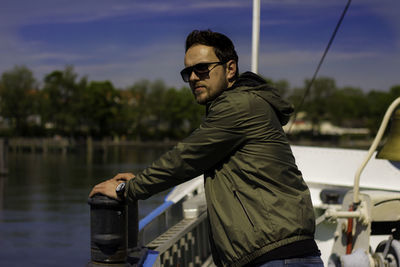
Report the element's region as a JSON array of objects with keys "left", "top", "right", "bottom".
[
  {"left": 82, "top": 80, "right": 122, "bottom": 137},
  {"left": 299, "top": 77, "right": 337, "bottom": 132},
  {"left": 328, "top": 87, "right": 367, "bottom": 127},
  {"left": 160, "top": 86, "right": 205, "bottom": 139},
  {"left": 126, "top": 80, "right": 204, "bottom": 141},
  {"left": 390, "top": 85, "right": 400, "bottom": 100},
  {"left": 365, "top": 90, "right": 396, "bottom": 134},
  {"left": 280, "top": 76, "right": 399, "bottom": 136},
  {"left": 41, "top": 65, "right": 88, "bottom": 136},
  {"left": 0, "top": 66, "right": 38, "bottom": 135},
  {"left": 0, "top": 65, "right": 397, "bottom": 140}
]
